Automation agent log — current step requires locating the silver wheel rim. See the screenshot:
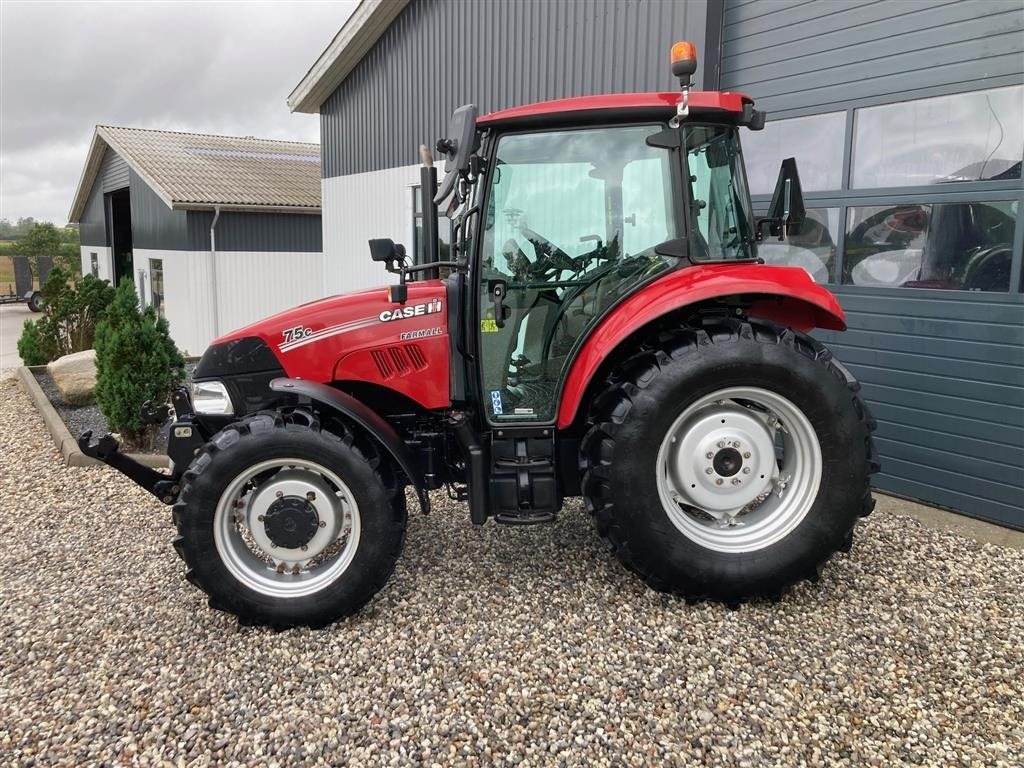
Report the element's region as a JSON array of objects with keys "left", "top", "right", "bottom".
[
  {"left": 656, "top": 386, "right": 821, "bottom": 554},
  {"left": 214, "top": 458, "right": 361, "bottom": 598}
]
